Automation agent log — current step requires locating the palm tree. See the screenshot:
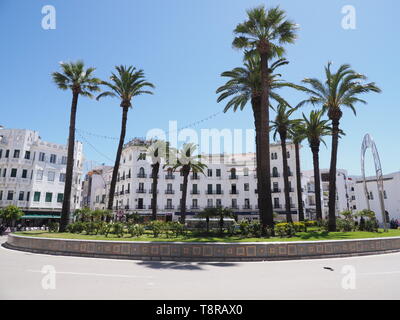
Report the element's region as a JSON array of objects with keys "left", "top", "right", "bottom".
[
  {"left": 232, "top": 5, "right": 298, "bottom": 230},
  {"left": 297, "top": 110, "right": 332, "bottom": 220},
  {"left": 217, "top": 55, "right": 301, "bottom": 229},
  {"left": 144, "top": 140, "right": 172, "bottom": 221},
  {"left": 290, "top": 124, "right": 305, "bottom": 221},
  {"left": 271, "top": 104, "right": 301, "bottom": 223},
  {"left": 171, "top": 143, "right": 207, "bottom": 224},
  {"left": 97, "top": 66, "right": 155, "bottom": 213},
  {"left": 299, "top": 63, "right": 381, "bottom": 230},
  {"left": 199, "top": 207, "right": 217, "bottom": 233},
  {"left": 52, "top": 61, "right": 101, "bottom": 232}
]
